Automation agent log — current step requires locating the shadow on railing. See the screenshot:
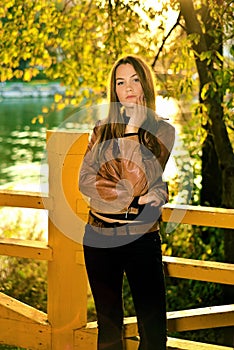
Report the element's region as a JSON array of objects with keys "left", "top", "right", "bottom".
[{"left": 0, "top": 131, "right": 234, "bottom": 350}]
